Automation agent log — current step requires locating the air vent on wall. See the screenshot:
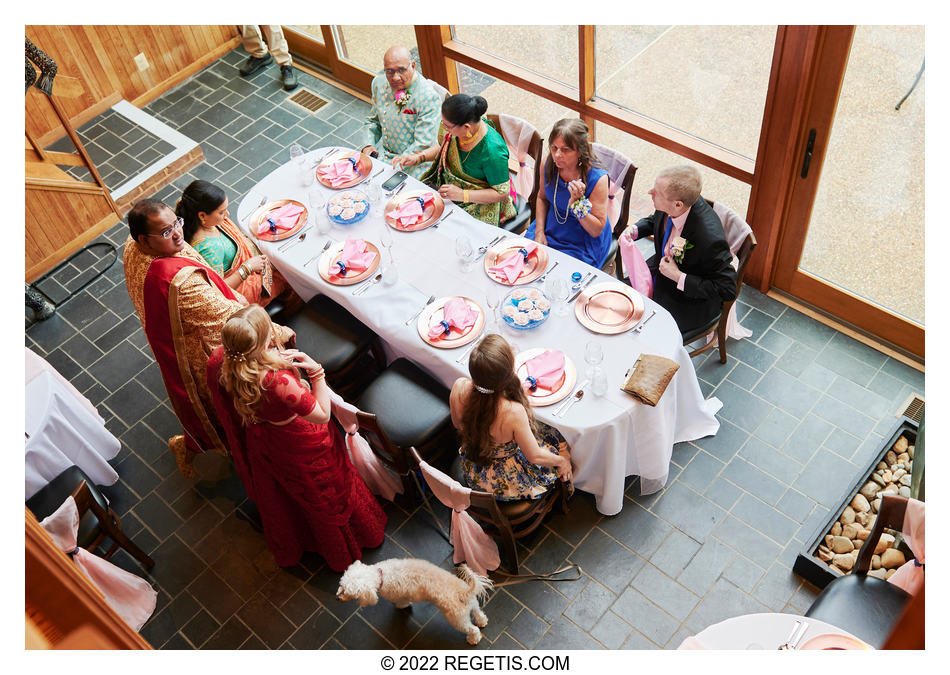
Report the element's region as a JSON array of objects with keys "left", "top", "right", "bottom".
[
  {"left": 897, "top": 394, "right": 924, "bottom": 423},
  {"left": 287, "top": 89, "right": 329, "bottom": 114}
]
